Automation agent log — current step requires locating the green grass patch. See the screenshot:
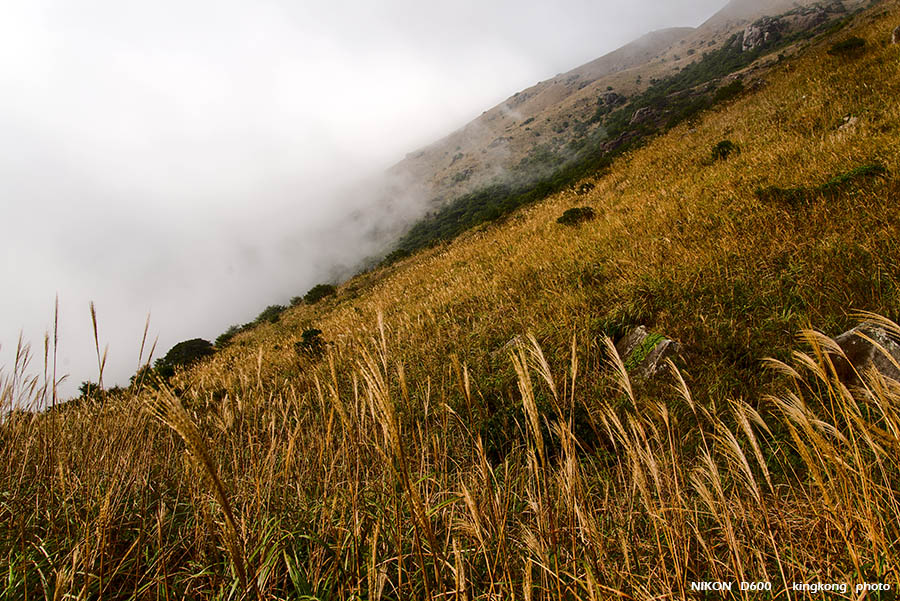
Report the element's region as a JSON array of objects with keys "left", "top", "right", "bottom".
[{"left": 755, "top": 163, "right": 887, "bottom": 206}]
